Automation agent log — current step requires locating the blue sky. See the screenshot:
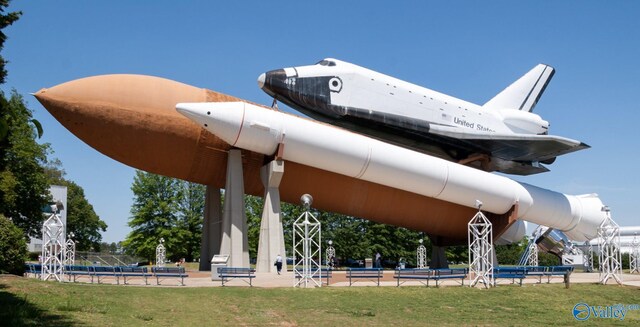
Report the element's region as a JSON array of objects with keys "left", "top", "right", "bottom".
[{"left": 3, "top": 1, "right": 639, "bottom": 243}]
